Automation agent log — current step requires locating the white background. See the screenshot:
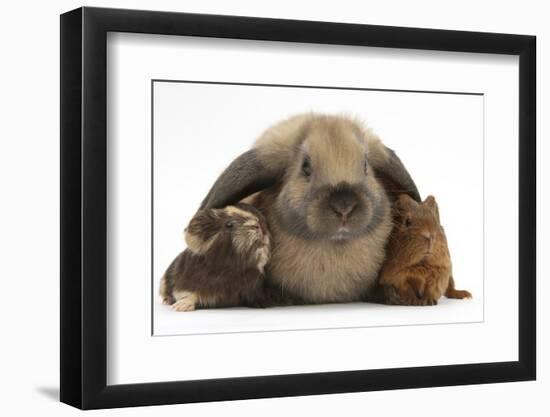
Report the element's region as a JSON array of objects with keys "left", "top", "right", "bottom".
[
  {"left": 0, "top": 0, "right": 546, "bottom": 416},
  {"left": 153, "top": 81, "right": 484, "bottom": 336},
  {"left": 109, "top": 32, "right": 513, "bottom": 385}
]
